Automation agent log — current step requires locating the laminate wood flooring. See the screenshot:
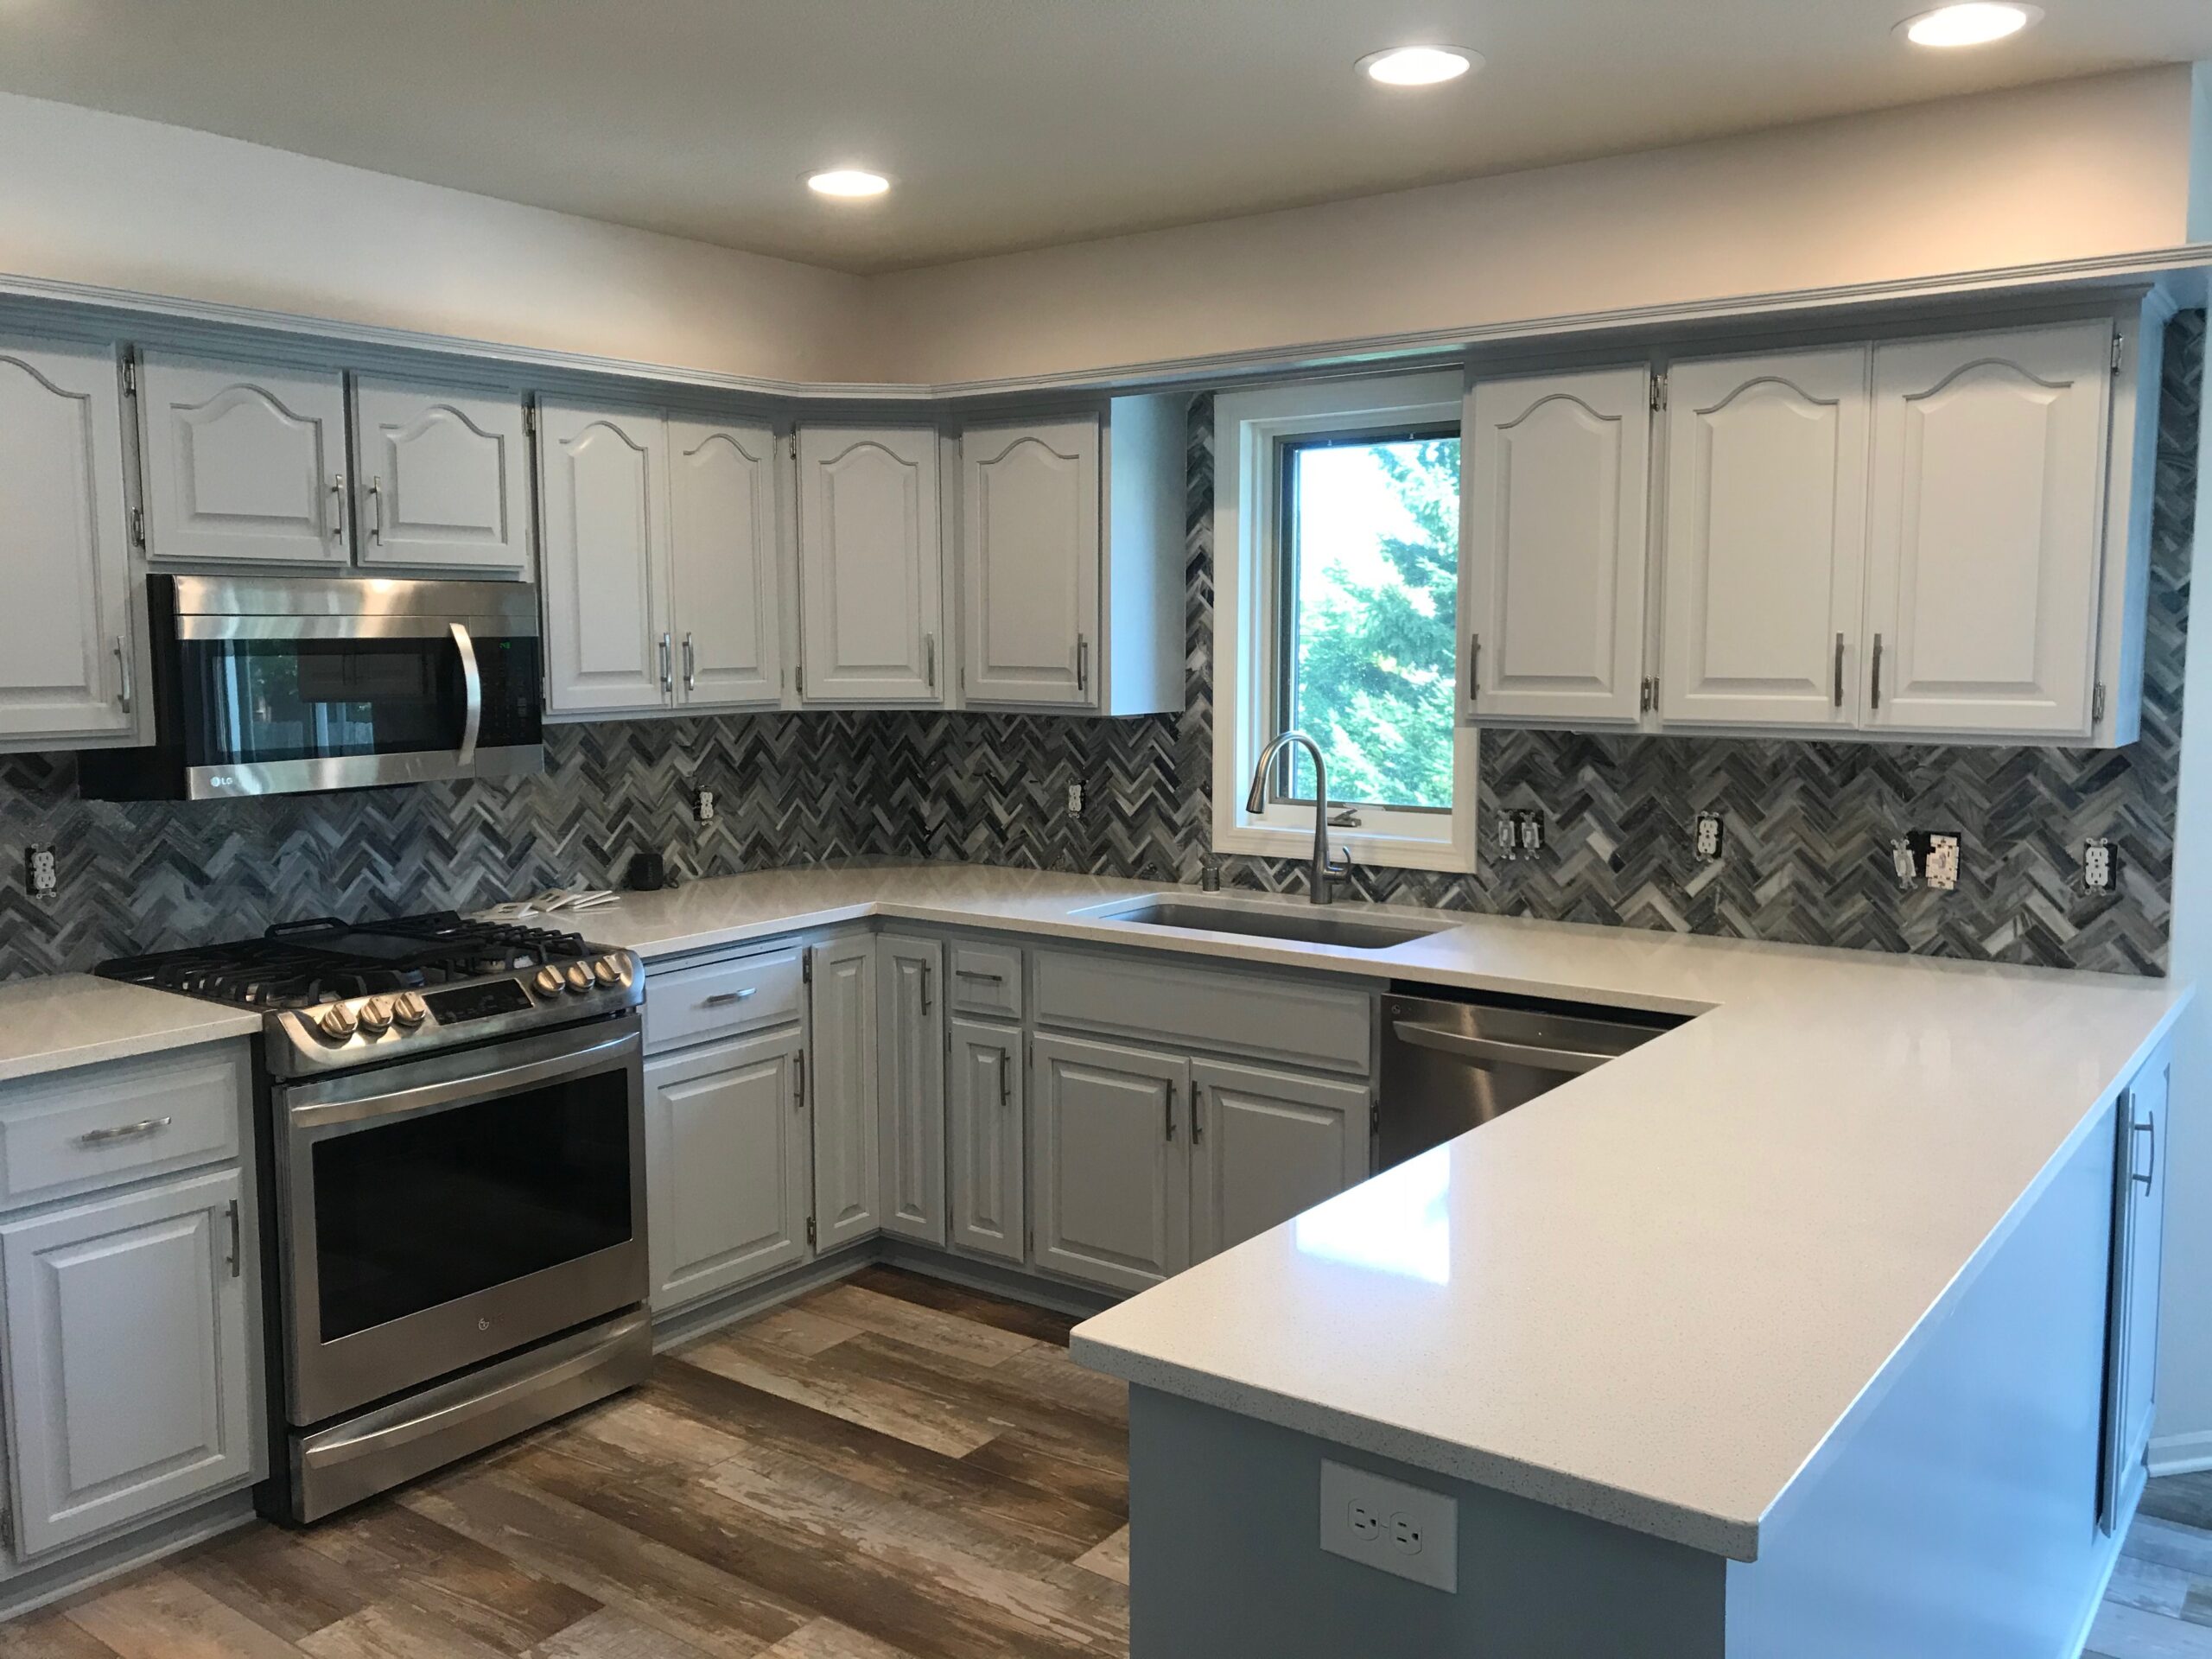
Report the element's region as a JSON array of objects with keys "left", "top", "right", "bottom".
[
  {"left": 10, "top": 1266, "right": 2207, "bottom": 1657},
  {"left": 7, "top": 1268, "right": 1130, "bottom": 1659}
]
